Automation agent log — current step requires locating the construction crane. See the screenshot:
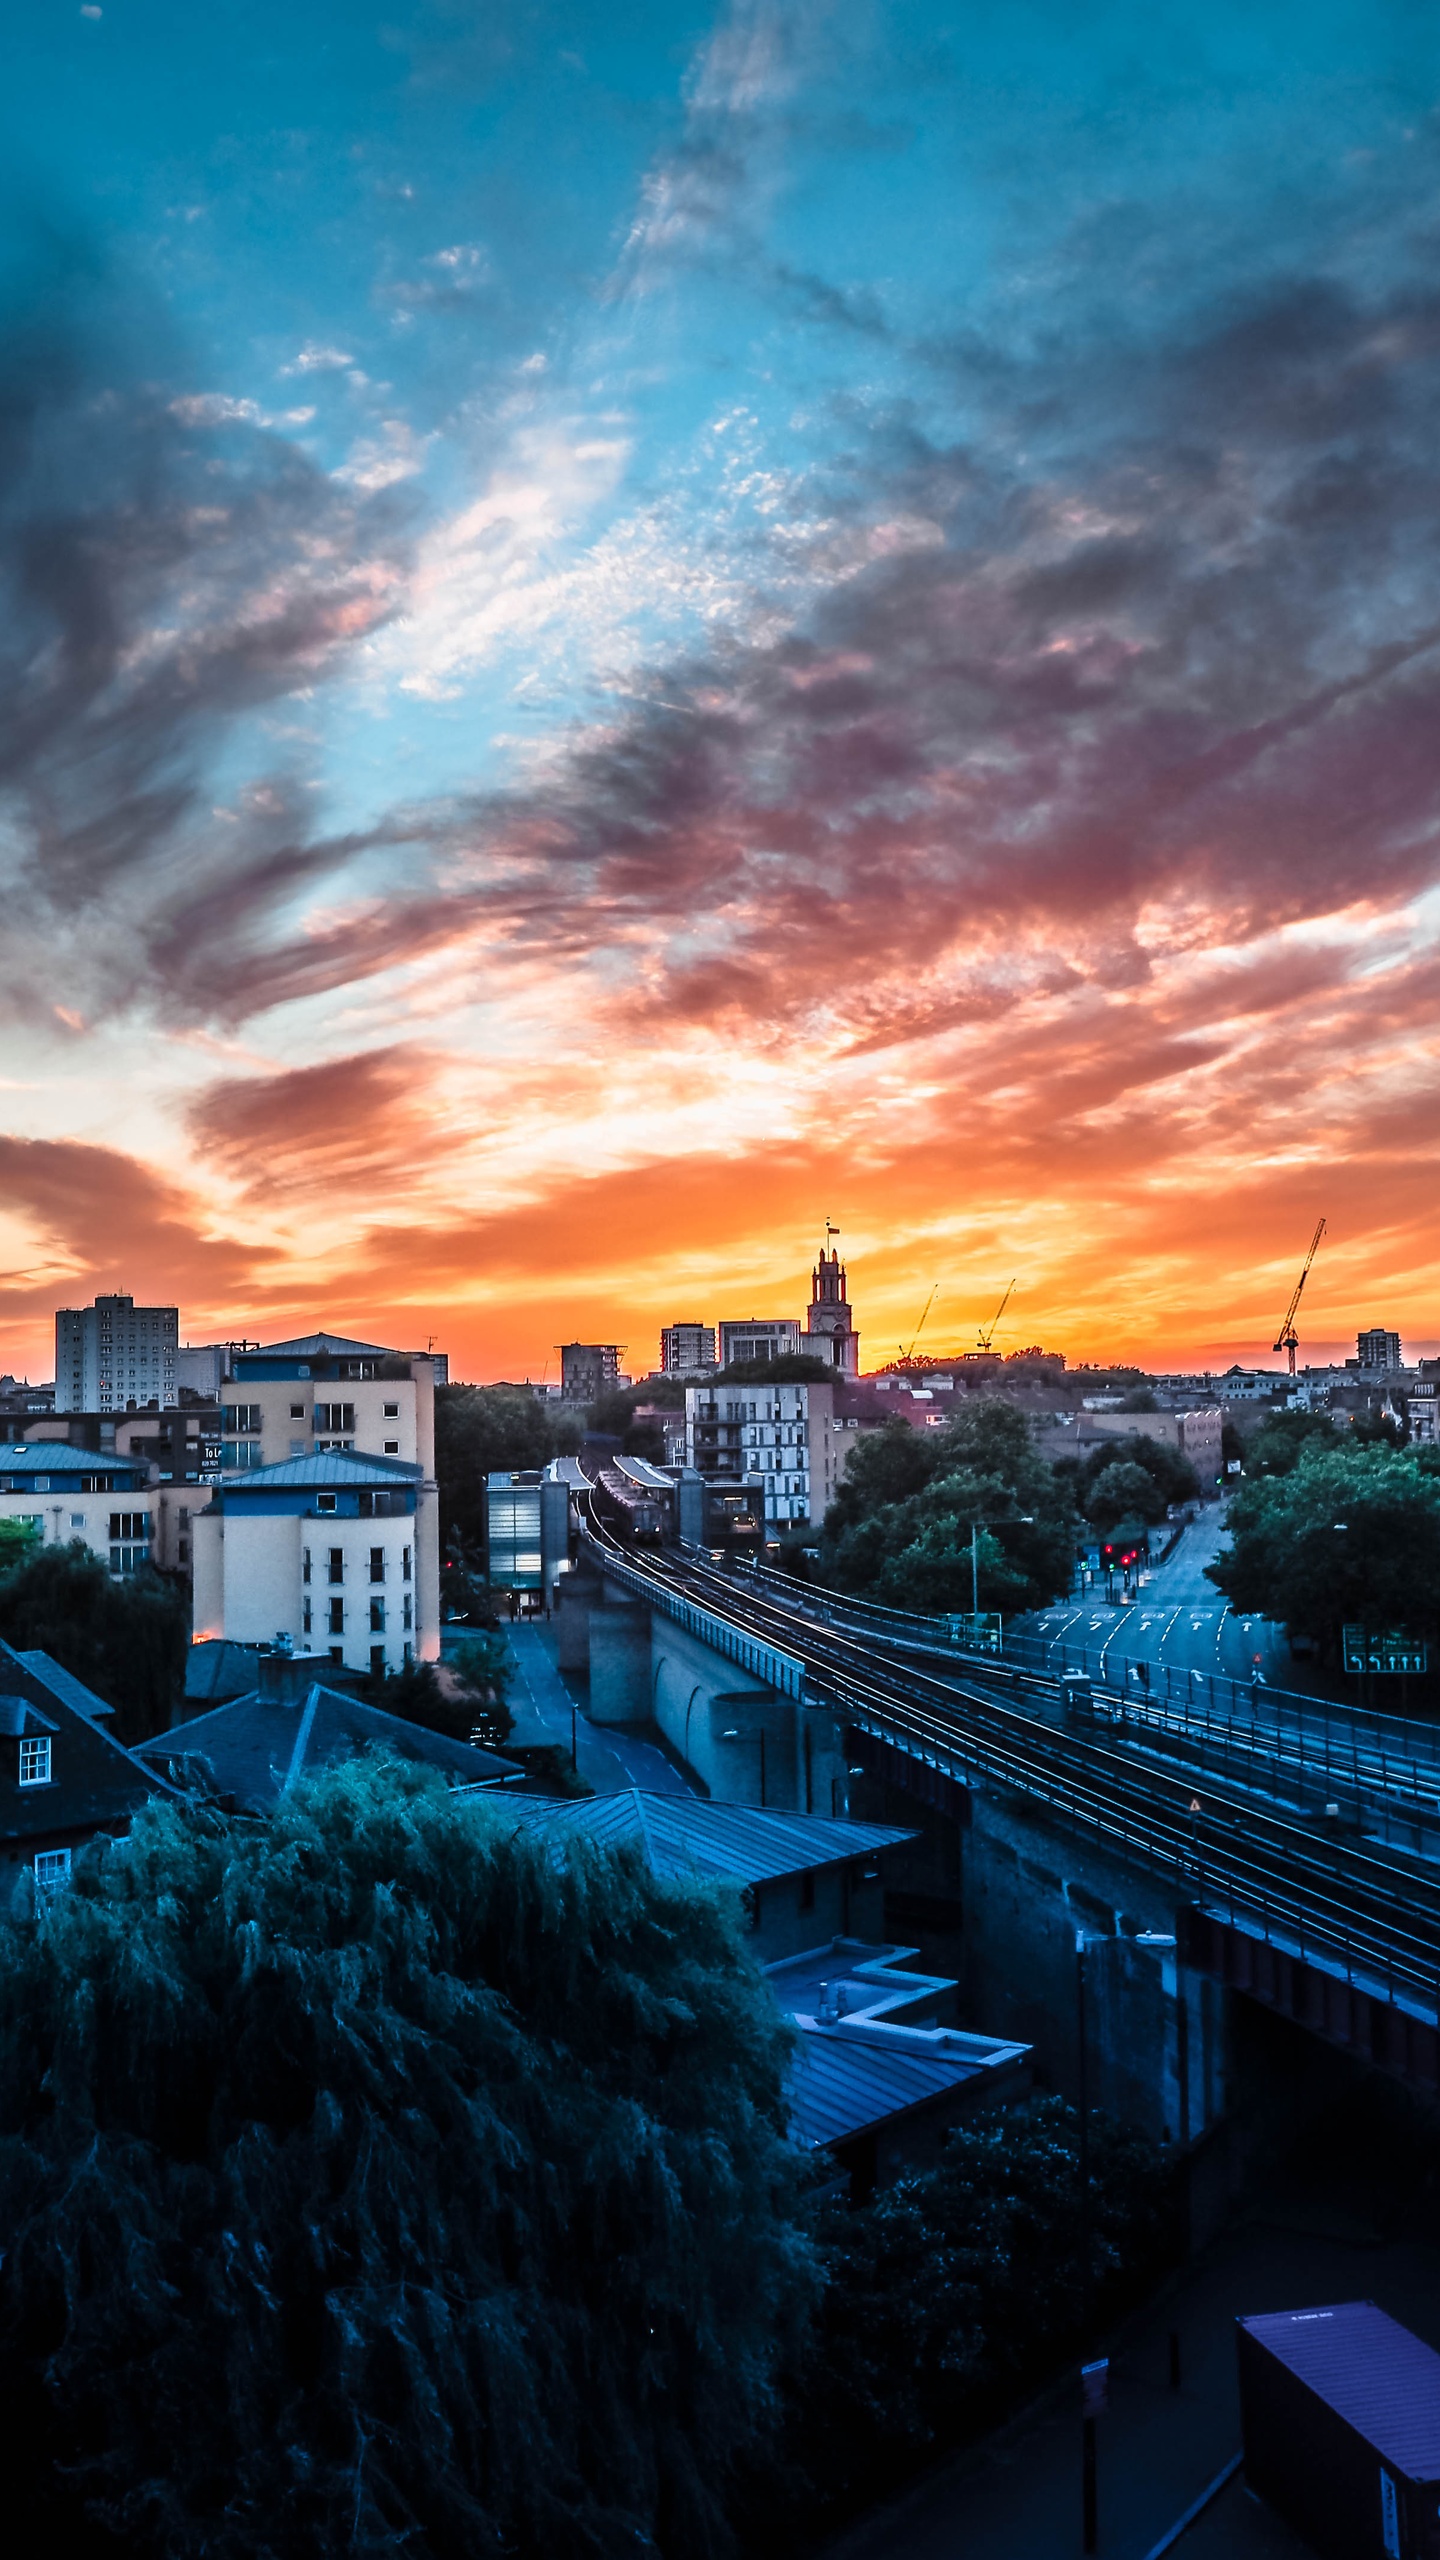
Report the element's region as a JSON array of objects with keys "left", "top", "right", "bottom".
[
  {"left": 896, "top": 1285, "right": 938, "bottom": 1368},
  {"left": 976, "top": 1279, "right": 1016, "bottom": 1355},
  {"left": 1273, "top": 1219, "right": 1326, "bottom": 1375}
]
